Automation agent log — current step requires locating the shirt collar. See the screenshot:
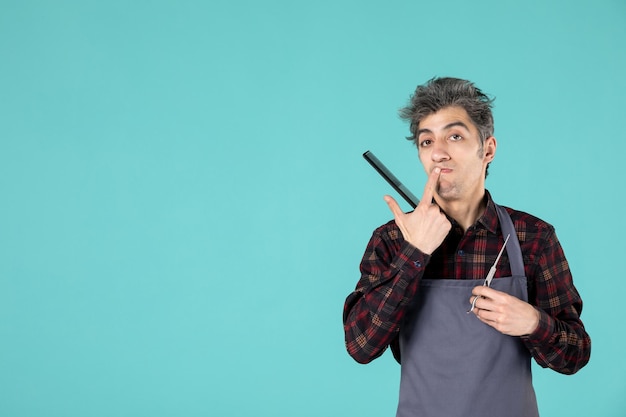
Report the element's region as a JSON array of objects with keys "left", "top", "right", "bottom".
[
  {"left": 439, "top": 190, "right": 500, "bottom": 234},
  {"left": 477, "top": 190, "right": 499, "bottom": 234}
]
